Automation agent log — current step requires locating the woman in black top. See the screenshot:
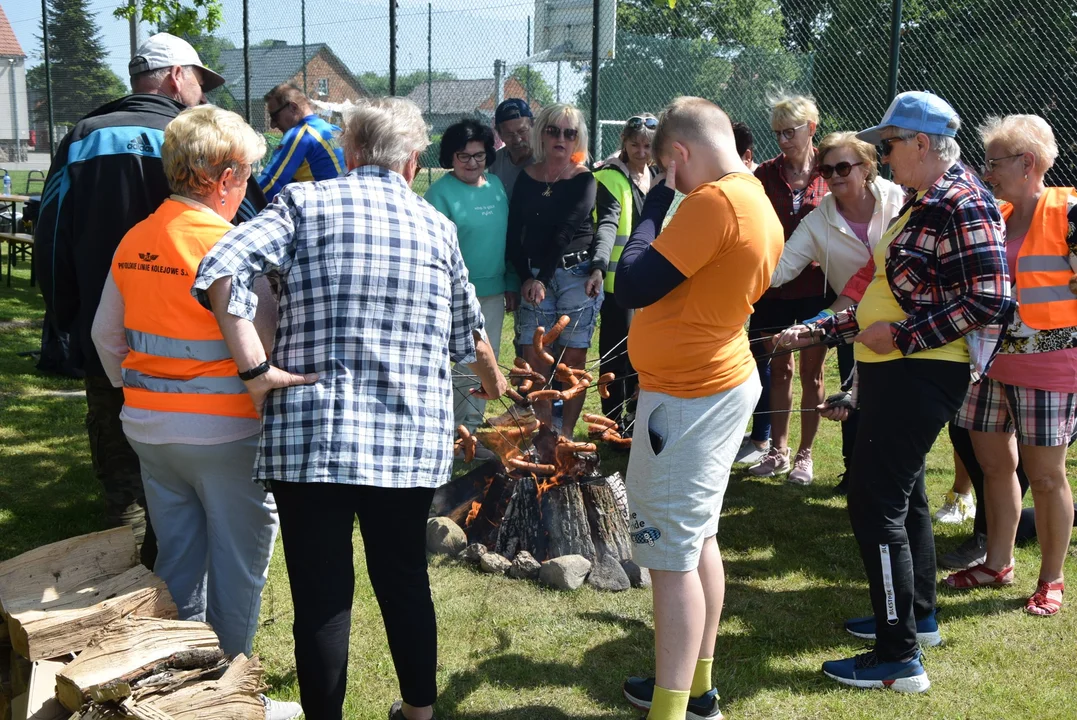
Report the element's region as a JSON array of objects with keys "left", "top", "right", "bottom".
[{"left": 507, "top": 103, "right": 607, "bottom": 437}]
